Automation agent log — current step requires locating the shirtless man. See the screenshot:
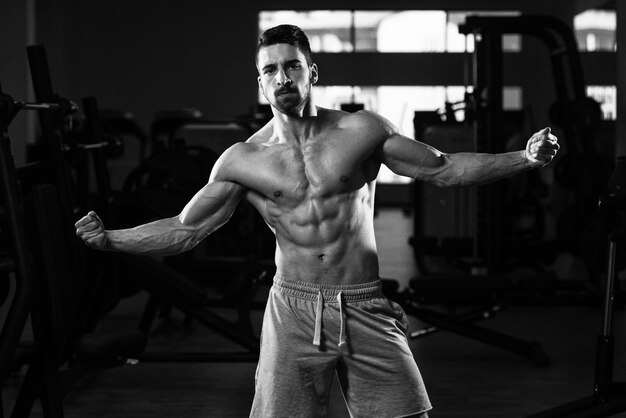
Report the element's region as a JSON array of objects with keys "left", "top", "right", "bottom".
[{"left": 75, "top": 24, "right": 559, "bottom": 418}]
